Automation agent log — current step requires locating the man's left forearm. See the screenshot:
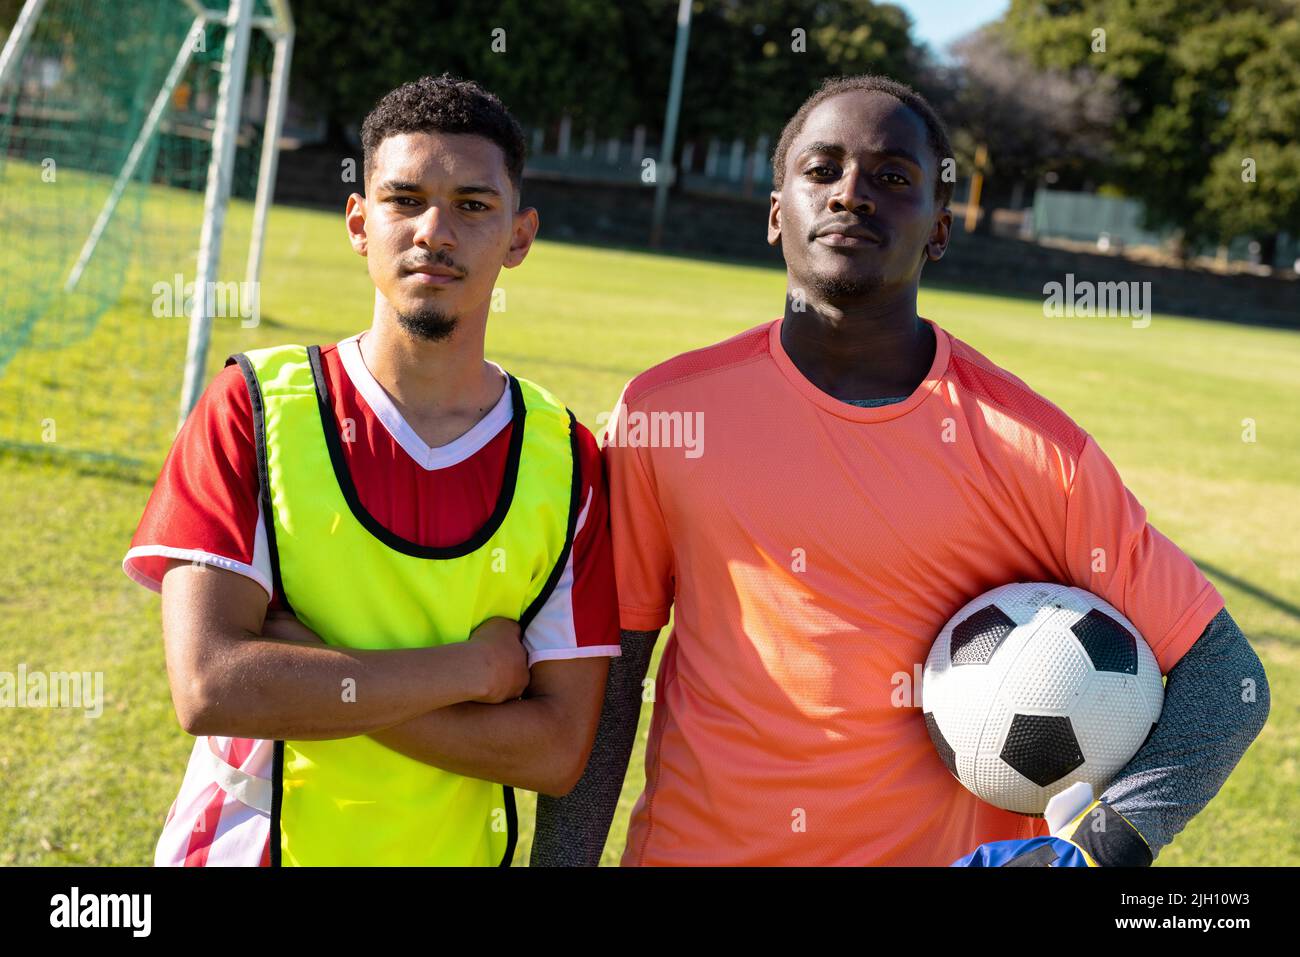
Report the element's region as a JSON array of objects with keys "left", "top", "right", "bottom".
[
  {"left": 369, "top": 657, "right": 610, "bottom": 797},
  {"left": 368, "top": 694, "right": 575, "bottom": 795},
  {"left": 1099, "top": 607, "right": 1271, "bottom": 860}
]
